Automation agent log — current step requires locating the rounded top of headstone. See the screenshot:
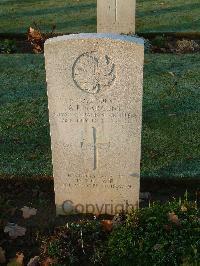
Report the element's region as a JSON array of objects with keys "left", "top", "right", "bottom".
[{"left": 45, "top": 33, "right": 144, "bottom": 46}]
